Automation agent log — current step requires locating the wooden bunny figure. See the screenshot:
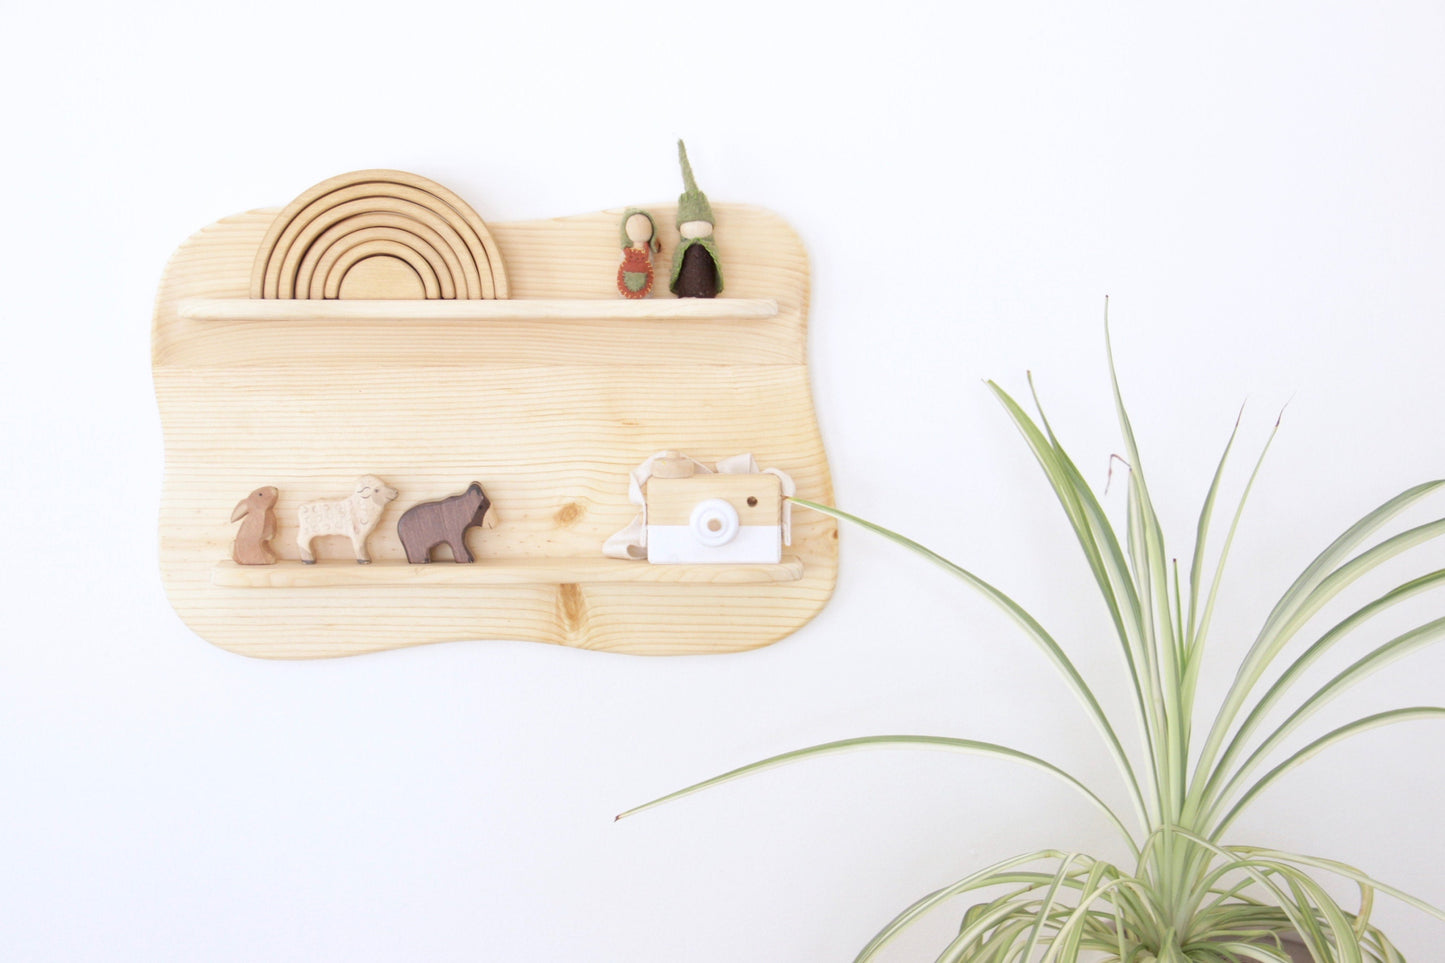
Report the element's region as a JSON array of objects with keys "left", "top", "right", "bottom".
[{"left": 231, "top": 486, "right": 280, "bottom": 565}]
